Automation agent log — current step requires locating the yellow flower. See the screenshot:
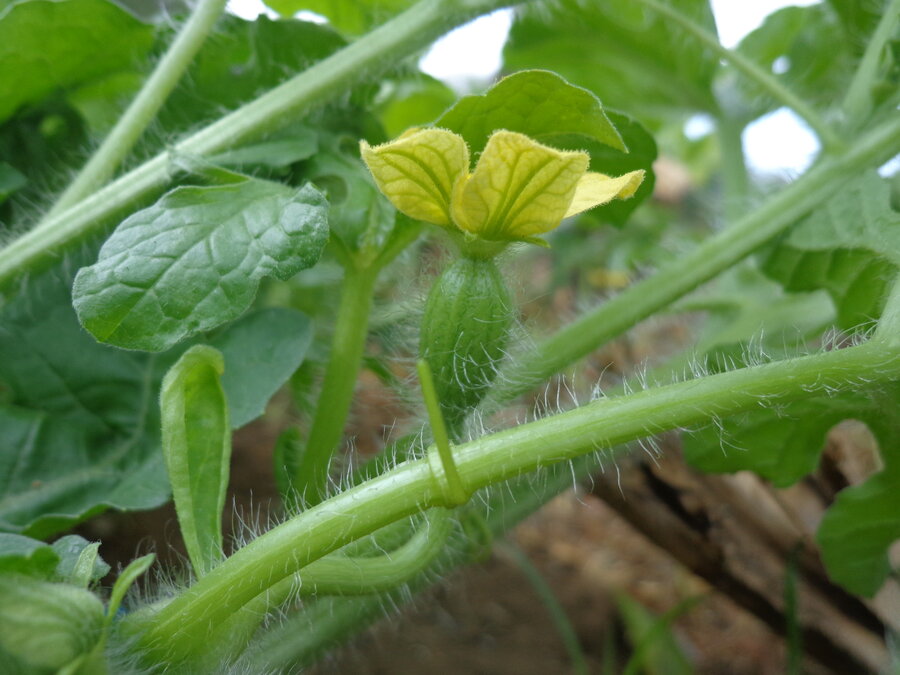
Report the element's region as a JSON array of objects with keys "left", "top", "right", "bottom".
[{"left": 360, "top": 128, "right": 644, "bottom": 244}]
